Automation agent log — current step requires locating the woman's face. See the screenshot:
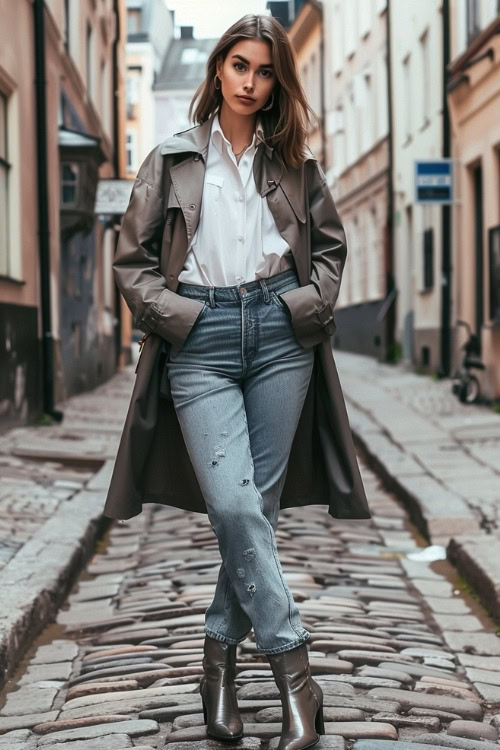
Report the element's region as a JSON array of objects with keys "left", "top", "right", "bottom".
[{"left": 216, "top": 38, "right": 276, "bottom": 115}]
